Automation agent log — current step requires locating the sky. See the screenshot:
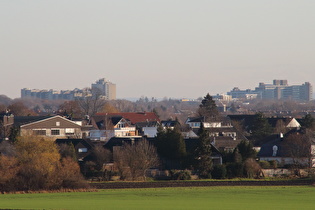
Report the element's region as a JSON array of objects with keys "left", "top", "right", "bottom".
[{"left": 1, "top": 0, "right": 315, "bottom": 100}]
